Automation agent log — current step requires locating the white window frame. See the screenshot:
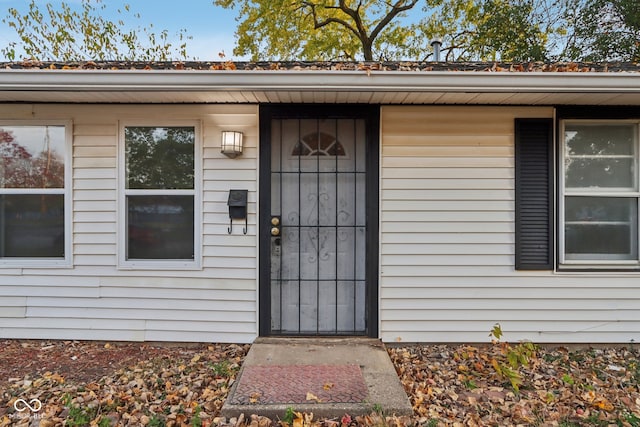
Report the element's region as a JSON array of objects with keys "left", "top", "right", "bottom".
[
  {"left": 0, "top": 120, "right": 72, "bottom": 268},
  {"left": 118, "top": 121, "right": 202, "bottom": 270},
  {"left": 559, "top": 119, "right": 640, "bottom": 268}
]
